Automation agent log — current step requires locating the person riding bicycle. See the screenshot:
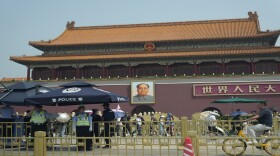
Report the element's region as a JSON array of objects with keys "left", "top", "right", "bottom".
[{"left": 245, "top": 101, "right": 272, "bottom": 144}]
